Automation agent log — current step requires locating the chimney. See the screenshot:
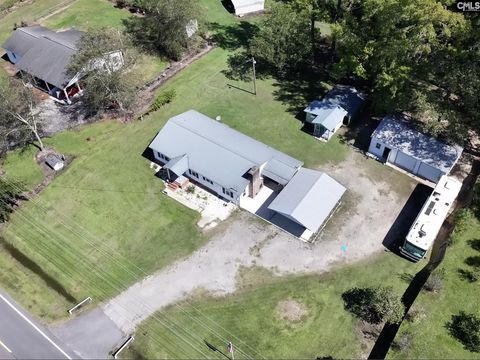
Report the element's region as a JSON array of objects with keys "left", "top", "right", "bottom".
[{"left": 248, "top": 166, "right": 263, "bottom": 198}]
